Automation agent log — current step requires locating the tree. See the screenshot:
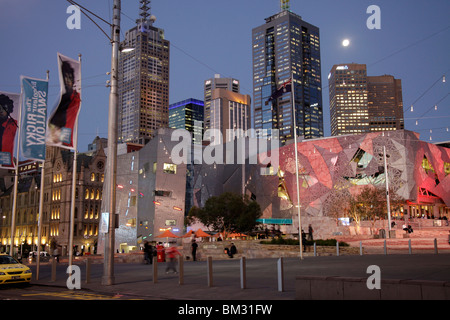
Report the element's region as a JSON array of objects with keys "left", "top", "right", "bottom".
[
  {"left": 347, "top": 185, "right": 405, "bottom": 233},
  {"left": 187, "top": 192, "right": 262, "bottom": 235}
]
